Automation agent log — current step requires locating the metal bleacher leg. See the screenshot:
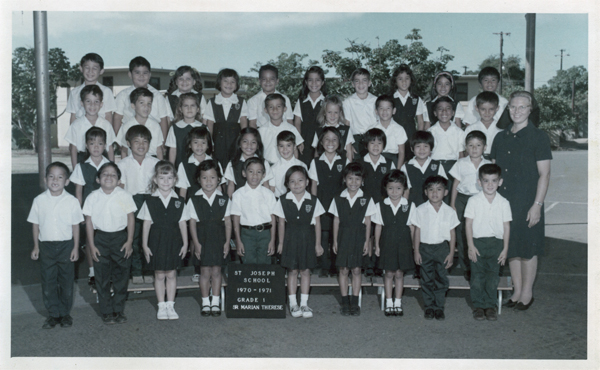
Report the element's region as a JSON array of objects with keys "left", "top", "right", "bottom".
[
  {"left": 358, "top": 287, "right": 362, "bottom": 308},
  {"left": 498, "top": 290, "right": 502, "bottom": 315},
  {"left": 221, "top": 286, "right": 225, "bottom": 311},
  {"left": 379, "top": 286, "right": 384, "bottom": 311}
]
